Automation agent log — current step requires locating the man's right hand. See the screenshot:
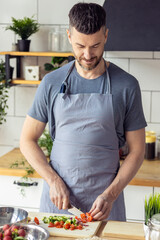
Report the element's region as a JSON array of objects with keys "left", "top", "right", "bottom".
[{"left": 49, "top": 177, "right": 70, "bottom": 210}]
